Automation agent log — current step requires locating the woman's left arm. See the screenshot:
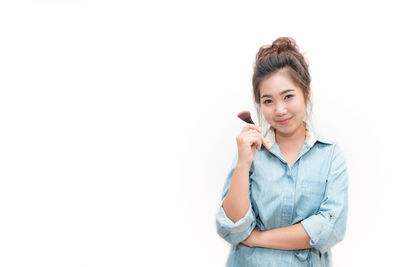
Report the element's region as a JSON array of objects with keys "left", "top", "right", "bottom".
[{"left": 241, "top": 223, "right": 312, "bottom": 250}]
